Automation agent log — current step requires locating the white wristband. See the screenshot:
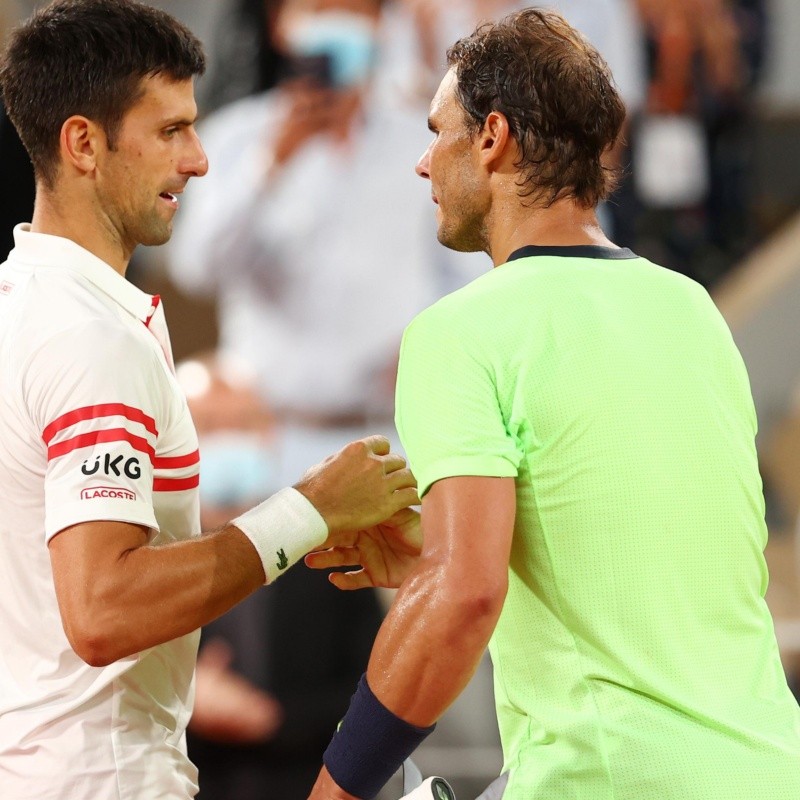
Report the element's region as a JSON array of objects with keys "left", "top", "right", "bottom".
[{"left": 233, "top": 487, "right": 328, "bottom": 584}]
